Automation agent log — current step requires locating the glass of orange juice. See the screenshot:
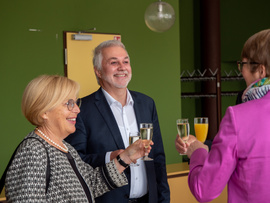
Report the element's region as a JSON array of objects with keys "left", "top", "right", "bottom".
[{"left": 194, "top": 117, "right": 208, "bottom": 143}]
